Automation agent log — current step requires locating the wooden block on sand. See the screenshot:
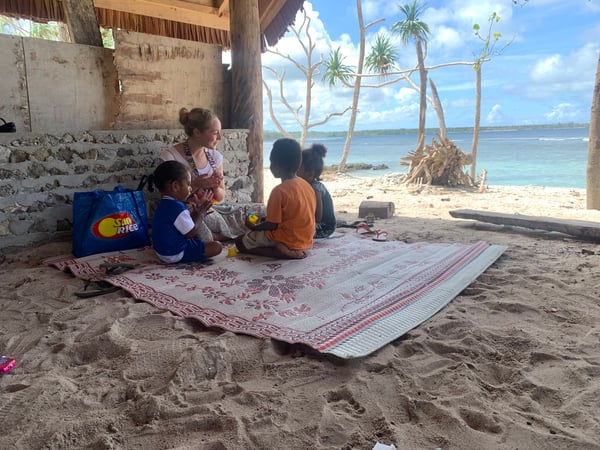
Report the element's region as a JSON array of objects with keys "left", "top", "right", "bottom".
[
  {"left": 449, "top": 209, "right": 600, "bottom": 241},
  {"left": 359, "top": 201, "right": 395, "bottom": 219}
]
